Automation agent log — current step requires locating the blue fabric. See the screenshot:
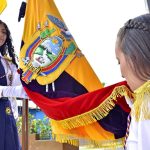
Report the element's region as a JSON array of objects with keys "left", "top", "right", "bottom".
[
  {"left": 0, "top": 58, "right": 21, "bottom": 150},
  {"left": 21, "top": 71, "right": 88, "bottom": 98},
  {"left": 99, "top": 105, "right": 128, "bottom": 139},
  {"left": 0, "top": 99, "right": 21, "bottom": 150}
]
